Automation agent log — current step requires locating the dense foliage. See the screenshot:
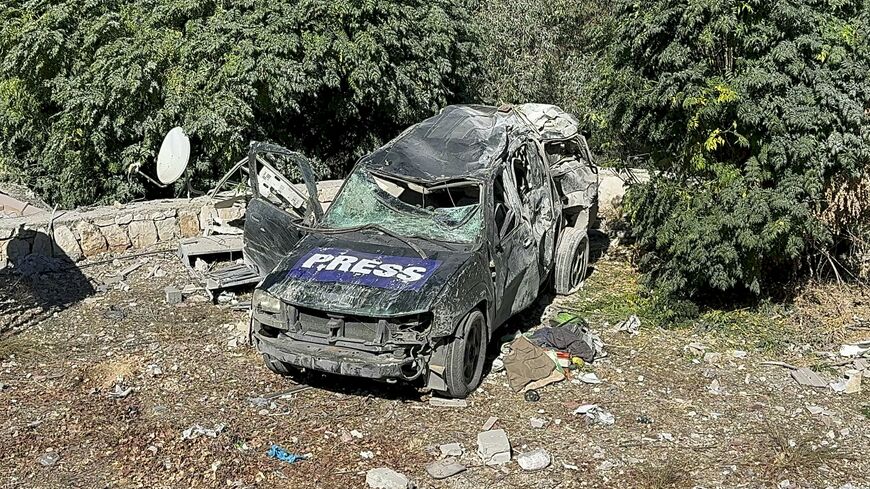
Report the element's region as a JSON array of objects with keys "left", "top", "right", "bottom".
[
  {"left": 1, "top": 0, "right": 867, "bottom": 299},
  {"left": 595, "top": 0, "right": 870, "bottom": 298},
  {"left": 0, "top": 0, "right": 476, "bottom": 207}
]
